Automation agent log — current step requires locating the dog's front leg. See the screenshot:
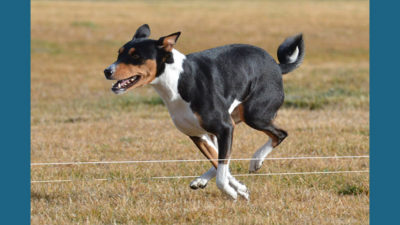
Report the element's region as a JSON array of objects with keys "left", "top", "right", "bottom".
[
  {"left": 214, "top": 124, "right": 240, "bottom": 200},
  {"left": 190, "top": 112, "right": 249, "bottom": 200},
  {"left": 190, "top": 167, "right": 216, "bottom": 189},
  {"left": 189, "top": 135, "right": 218, "bottom": 189},
  {"left": 189, "top": 135, "right": 217, "bottom": 189}
]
